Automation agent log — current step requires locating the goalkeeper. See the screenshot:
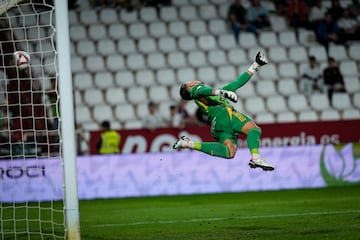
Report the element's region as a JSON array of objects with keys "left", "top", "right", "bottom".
[{"left": 173, "top": 51, "right": 274, "bottom": 171}]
